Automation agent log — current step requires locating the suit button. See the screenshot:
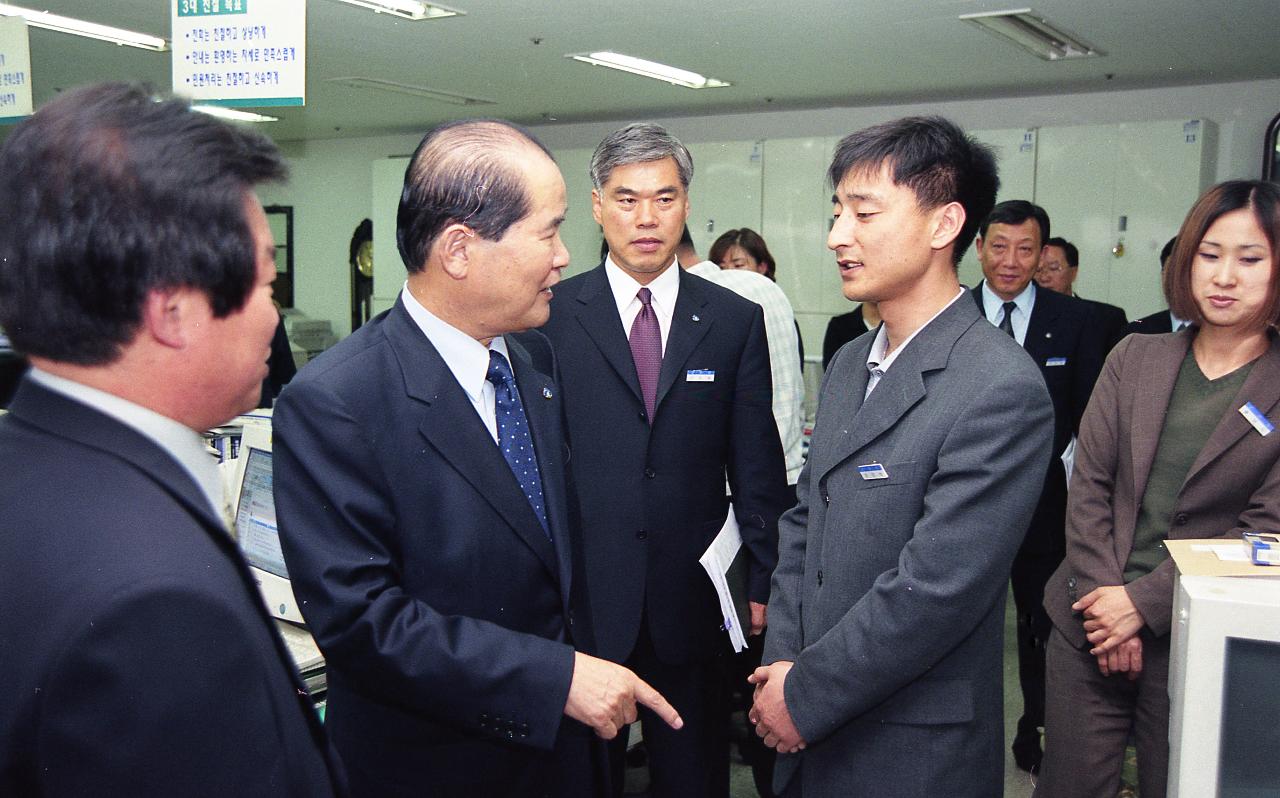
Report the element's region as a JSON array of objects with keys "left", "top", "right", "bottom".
[
  {"left": 817, "top": 570, "right": 824, "bottom": 586},
  {"left": 636, "top": 529, "right": 648, "bottom": 540},
  {"left": 1067, "top": 577, "right": 1077, "bottom": 588},
  {"left": 639, "top": 411, "right": 647, "bottom": 420},
  {"left": 1174, "top": 512, "right": 1188, "bottom": 525},
  {"left": 644, "top": 467, "right": 656, "bottom": 479}
]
